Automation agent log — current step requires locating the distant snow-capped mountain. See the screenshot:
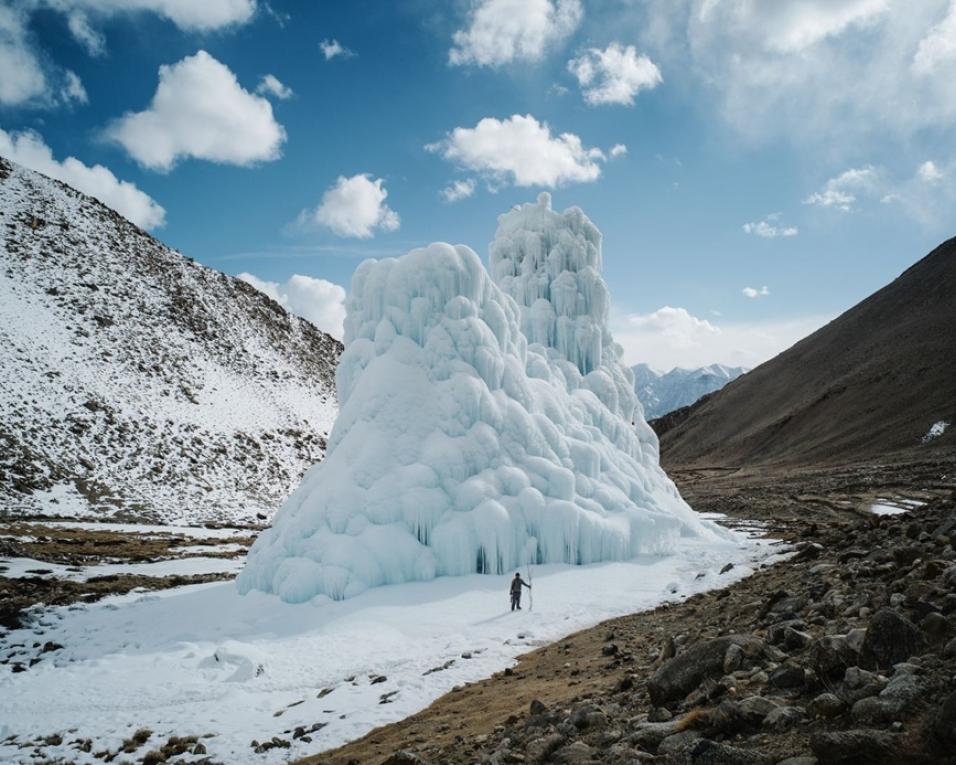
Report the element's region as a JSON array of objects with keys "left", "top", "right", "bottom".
[
  {"left": 632, "top": 363, "right": 748, "bottom": 419},
  {"left": 0, "top": 157, "right": 342, "bottom": 524}
]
